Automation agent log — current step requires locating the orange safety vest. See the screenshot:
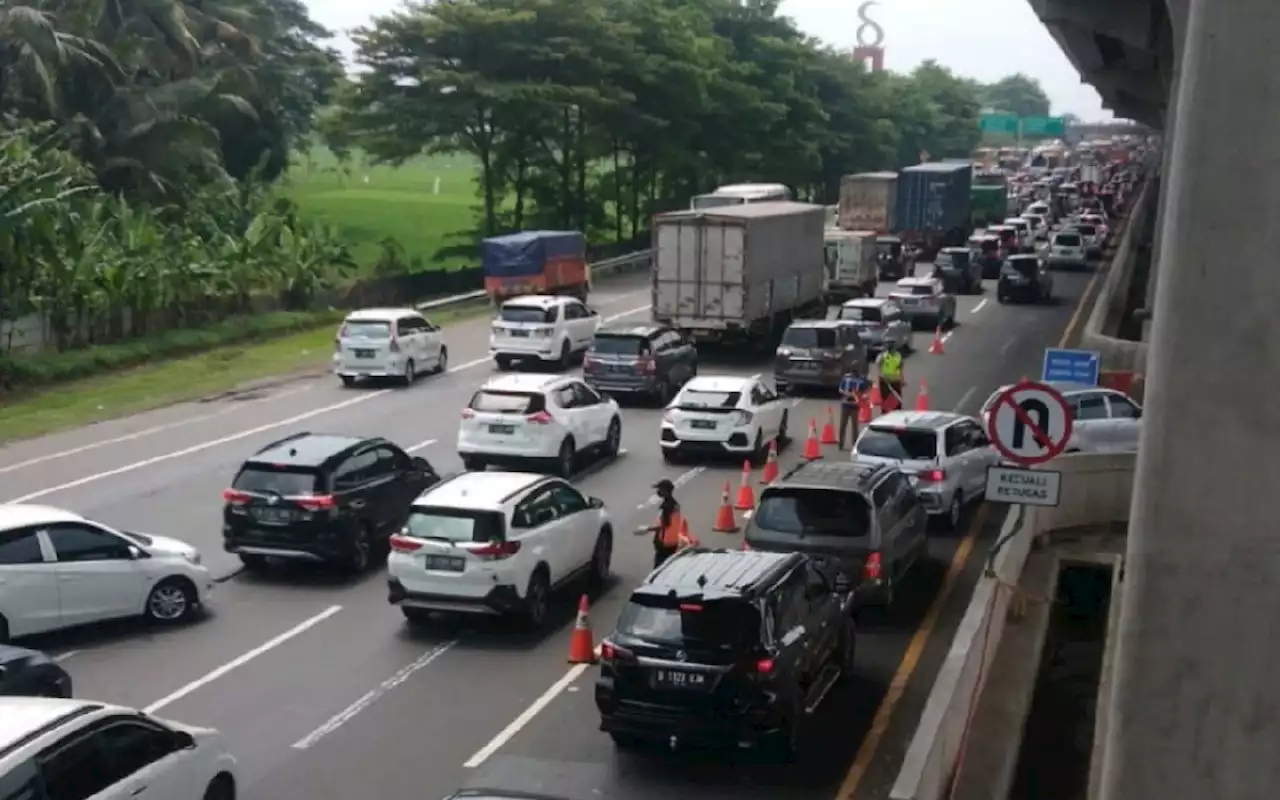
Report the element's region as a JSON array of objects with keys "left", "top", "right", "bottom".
[{"left": 656, "top": 511, "right": 689, "bottom": 549}]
